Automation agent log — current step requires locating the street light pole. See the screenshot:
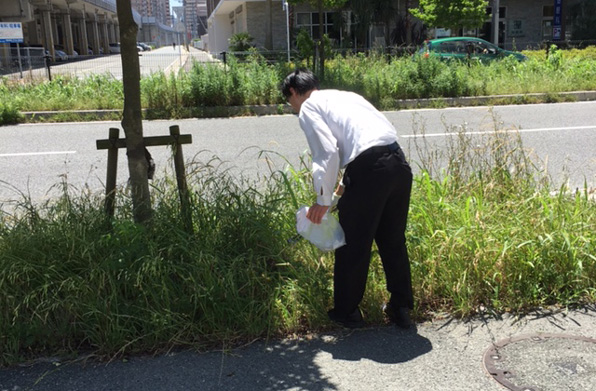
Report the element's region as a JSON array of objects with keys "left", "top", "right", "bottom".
[
  {"left": 283, "top": 1, "right": 290, "bottom": 63},
  {"left": 492, "top": 0, "right": 500, "bottom": 47}
]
